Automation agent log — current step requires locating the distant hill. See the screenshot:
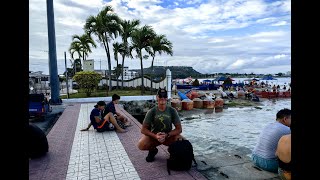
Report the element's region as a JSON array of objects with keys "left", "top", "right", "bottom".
[{"left": 132, "top": 66, "right": 203, "bottom": 79}]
